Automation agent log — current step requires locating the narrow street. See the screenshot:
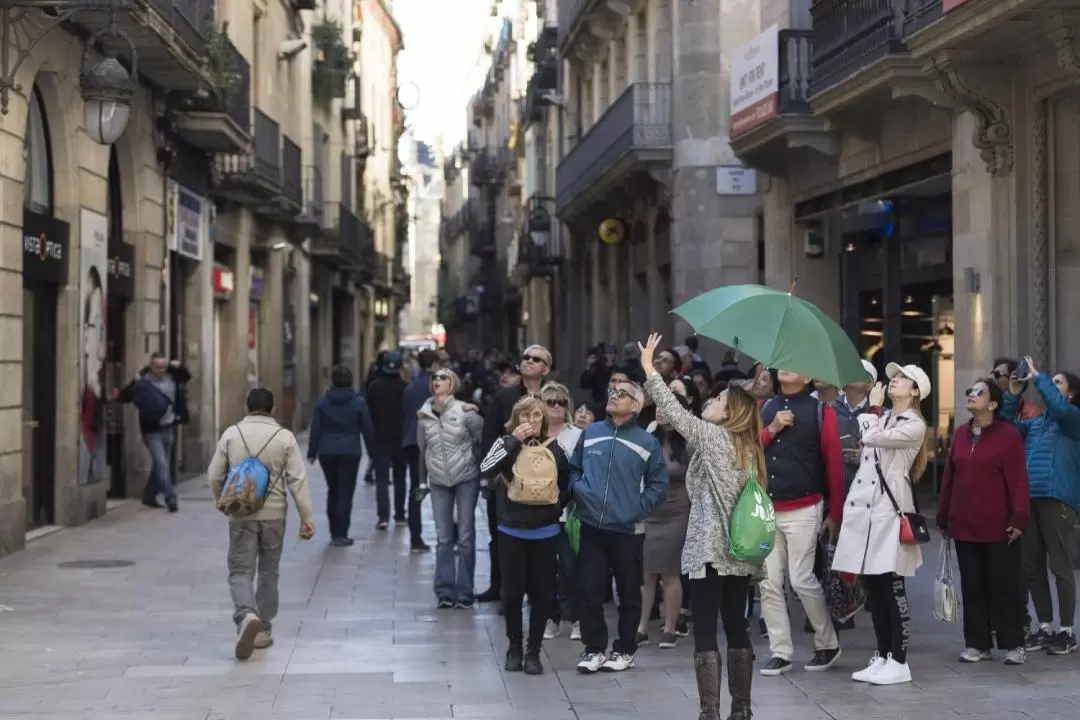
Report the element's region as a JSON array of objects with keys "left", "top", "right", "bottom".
[{"left": 1, "top": 443, "right": 1078, "bottom": 720}]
